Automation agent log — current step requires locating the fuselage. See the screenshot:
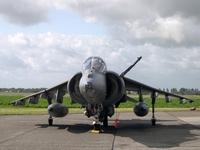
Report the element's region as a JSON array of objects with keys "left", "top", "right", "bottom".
[
  {"left": 79, "top": 57, "right": 107, "bottom": 104},
  {"left": 67, "top": 56, "right": 125, "bottom": 108}
]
